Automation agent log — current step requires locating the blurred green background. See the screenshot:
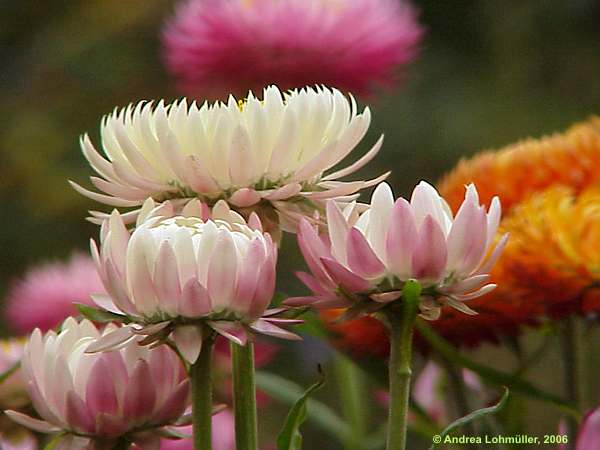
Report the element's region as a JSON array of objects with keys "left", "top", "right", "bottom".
[{"left": 1, "top": 0, "right": 600, "bottom": 448}]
